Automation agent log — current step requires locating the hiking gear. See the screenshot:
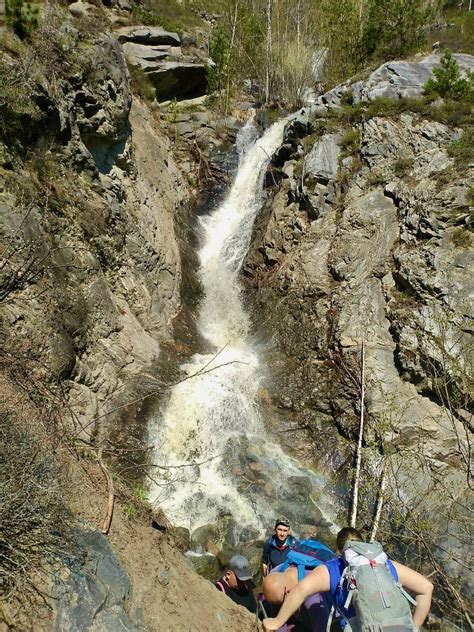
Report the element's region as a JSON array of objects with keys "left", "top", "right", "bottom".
[
  {"left": 279, "top": 540, "right": 335, "bottom": 581},
  {"left": 229, "top": 554, "right": 253, "bottom": 581},
  {"left": 275, "top": 517, "right": 291, "bottom": 528},
  {"left": 262, "top": 535, "right": 298, "bottom": 571},
  {"left": 326, "top": 541, "right": 417, "bottom": 632}
]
